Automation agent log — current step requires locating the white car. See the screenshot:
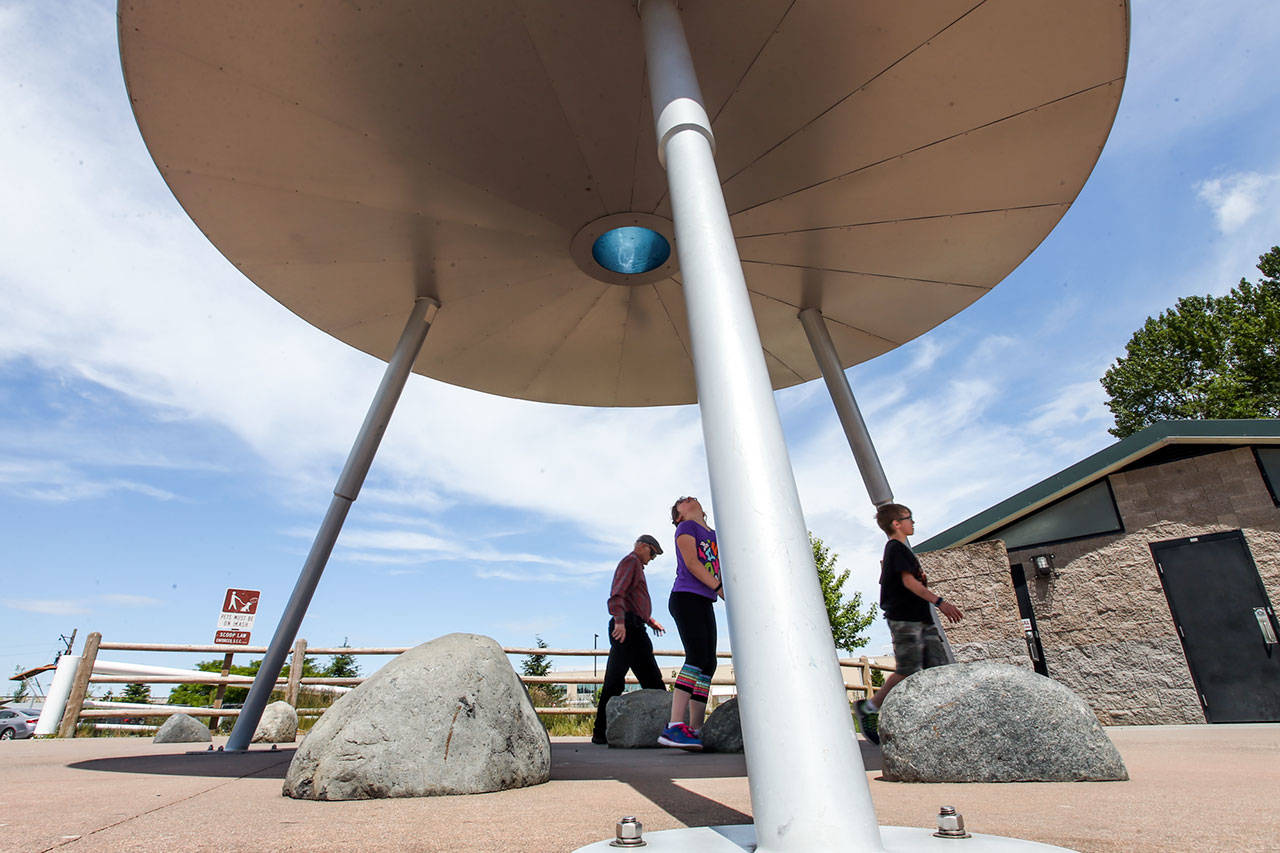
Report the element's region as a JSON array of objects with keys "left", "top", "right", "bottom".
[{"left": 0, "top": 707, "right": 39, "bottom": 739}]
